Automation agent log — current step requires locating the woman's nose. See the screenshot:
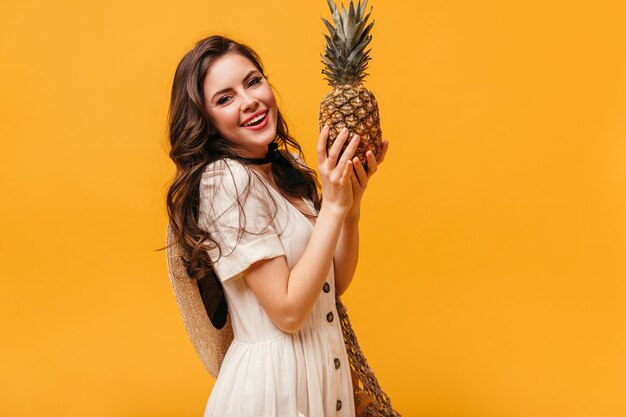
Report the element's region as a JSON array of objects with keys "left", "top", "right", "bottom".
[{"left": 240, "top": 93, "right": 259, "bottom": 112}]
